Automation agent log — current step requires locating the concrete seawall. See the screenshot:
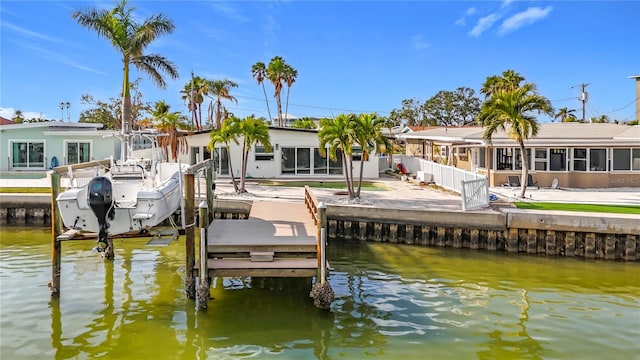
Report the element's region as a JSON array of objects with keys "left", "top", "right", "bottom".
[{"left": 2, "top": 195, "right": 638, "bottom": 261}]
